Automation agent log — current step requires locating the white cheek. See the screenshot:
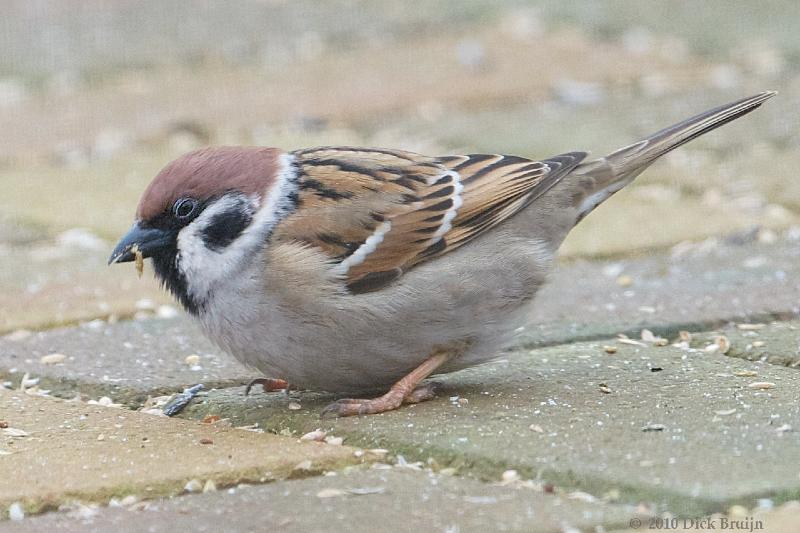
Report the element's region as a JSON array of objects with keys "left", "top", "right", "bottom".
[
  {"left": 175, "top": 153, "right": 299, "bottom": 304},
  {"left": 176, "top": 197, "right": 250, "bottom": 300}
]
